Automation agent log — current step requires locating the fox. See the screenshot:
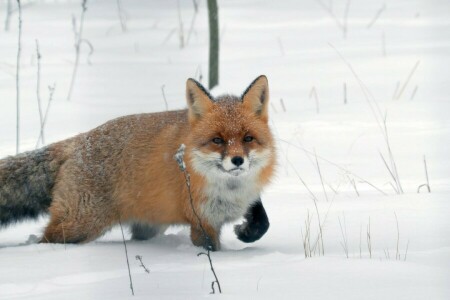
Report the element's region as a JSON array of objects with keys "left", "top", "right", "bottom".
[{"left": 0, "top": 75, "right": 276, "bottom": 251}]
